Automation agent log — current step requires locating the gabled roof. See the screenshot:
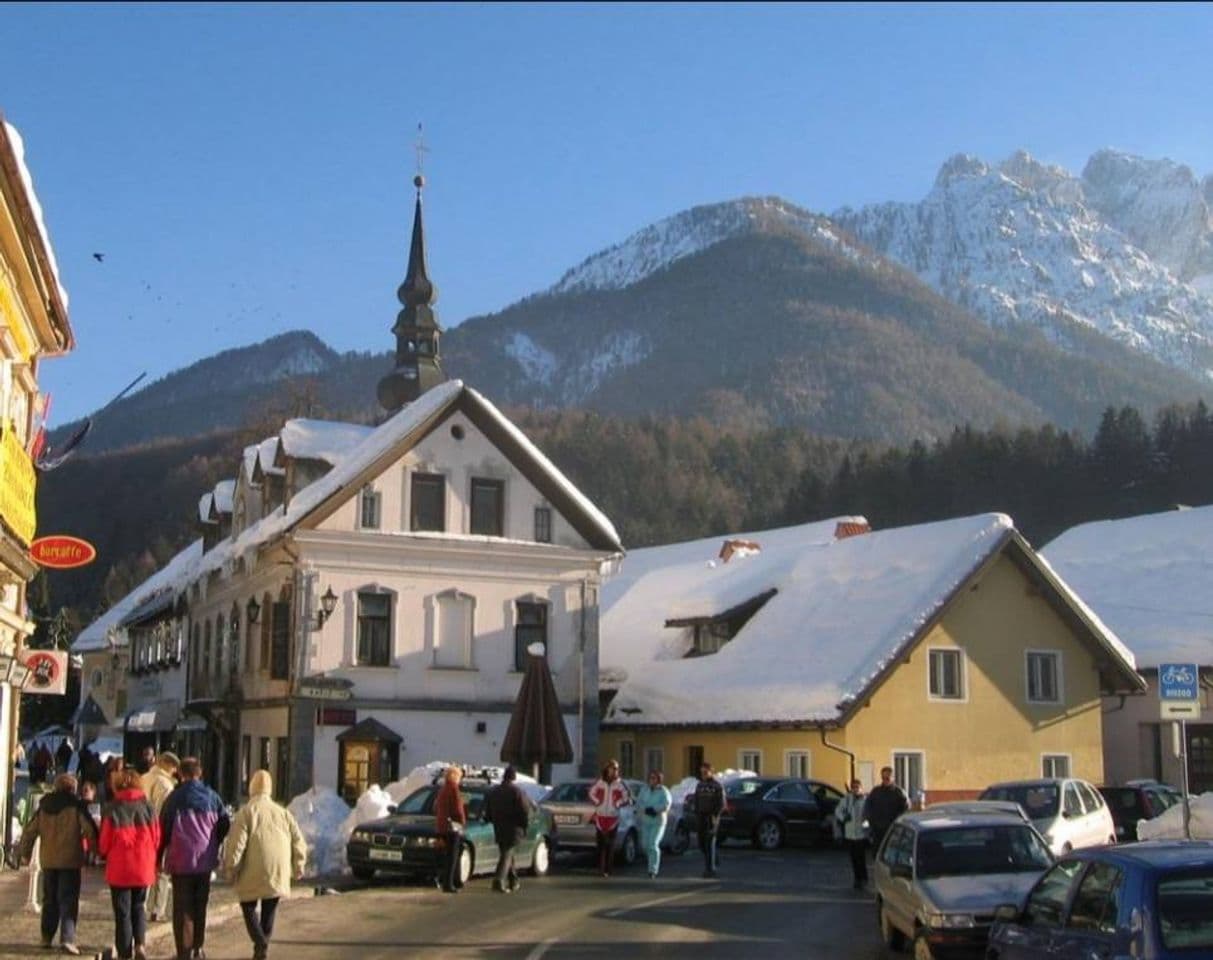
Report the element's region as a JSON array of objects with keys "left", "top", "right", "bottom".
[
  {"left": 277, "top": 419, "right": 373, "bottom": 467},
  {"left": 73, "top": 540, "right": 205, "bottom": 652},
  {"left": 212, "top": 479, "right": 235, "bottom": 516},
  {"left": 603, "top": 513, "right": 1141, "bottom": 728},
  {"left": 1042, "top": 505, "right": 1213, "bottom": 669}
]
